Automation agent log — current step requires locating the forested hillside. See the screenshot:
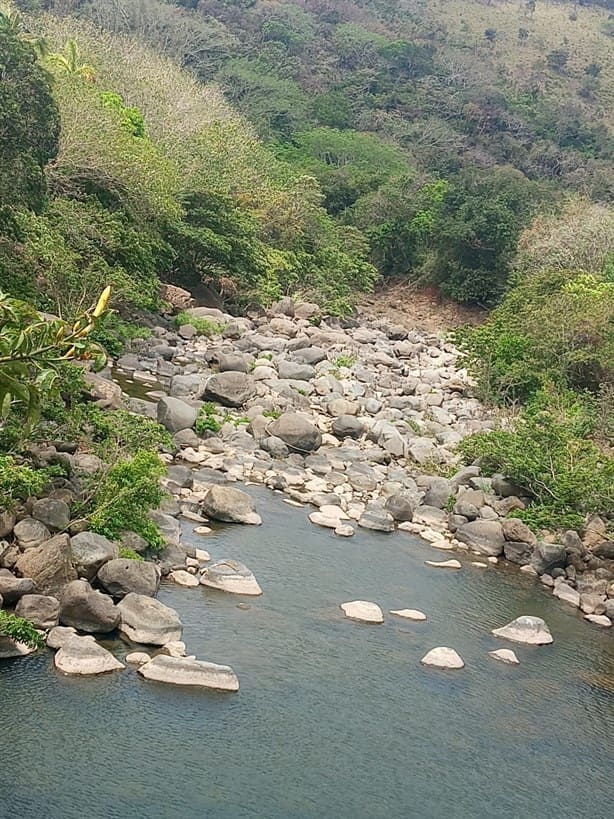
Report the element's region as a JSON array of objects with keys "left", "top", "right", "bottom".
[{"left": 25, "top": 0, "right": 614, "bottom": 305}]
